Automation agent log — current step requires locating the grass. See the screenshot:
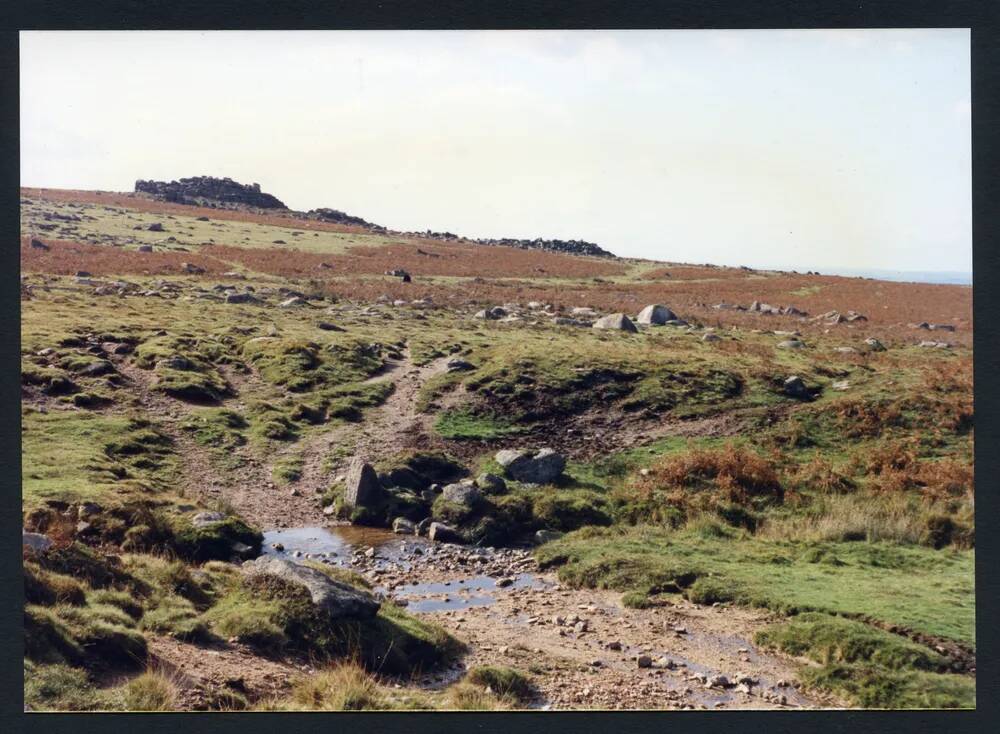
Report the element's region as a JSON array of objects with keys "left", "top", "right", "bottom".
[
  {"left": 756, "top": 613, "right": 973, "bottom": 708},
  {"left": 465, "top": 666, "right": 536, "bottom": 703},
  {"left": 435, "top": 407, "right": 525, "bottom": 440},
  {"left": 537, "top": 525, "right": 975, "bottom": 645},
  {"left": 121, "top": 671, "right": 179, "bottom": 711}
]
